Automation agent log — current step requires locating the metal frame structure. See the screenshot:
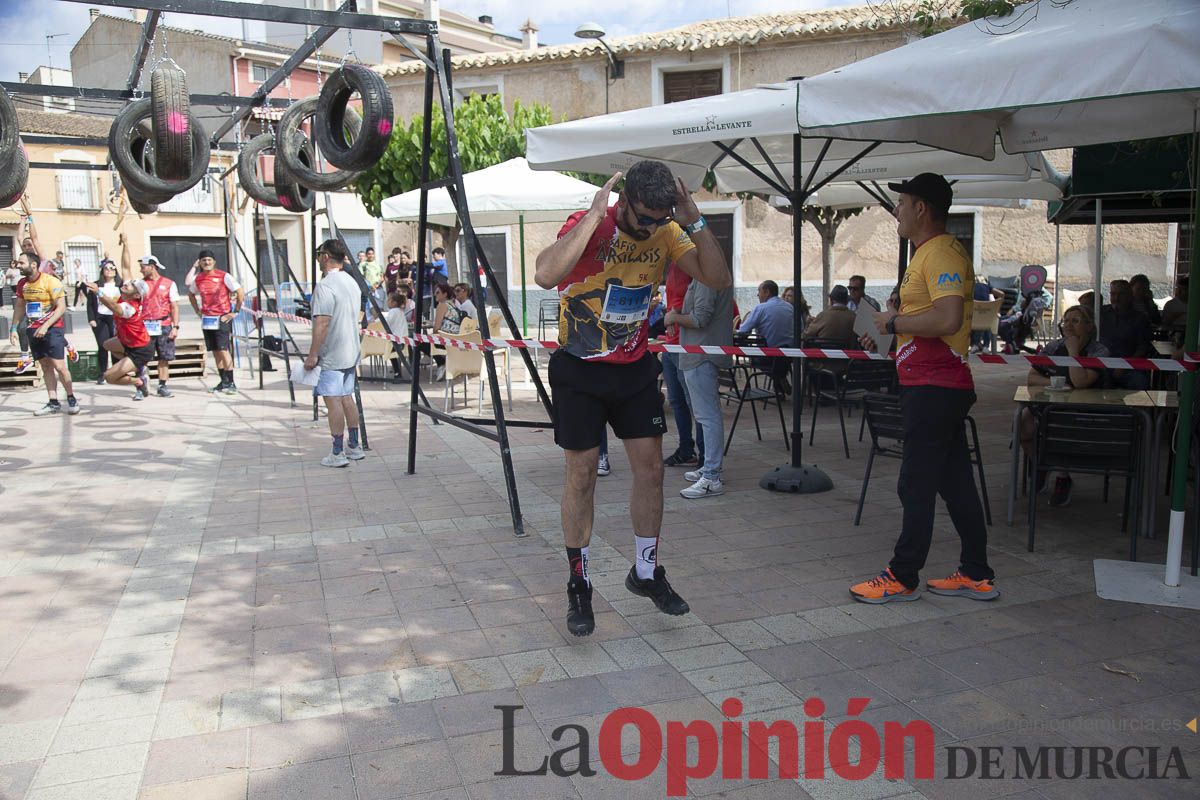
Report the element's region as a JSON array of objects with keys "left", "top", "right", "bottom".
[{"left": 3, "top": 0, "right": 540, "bottom": 536}]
